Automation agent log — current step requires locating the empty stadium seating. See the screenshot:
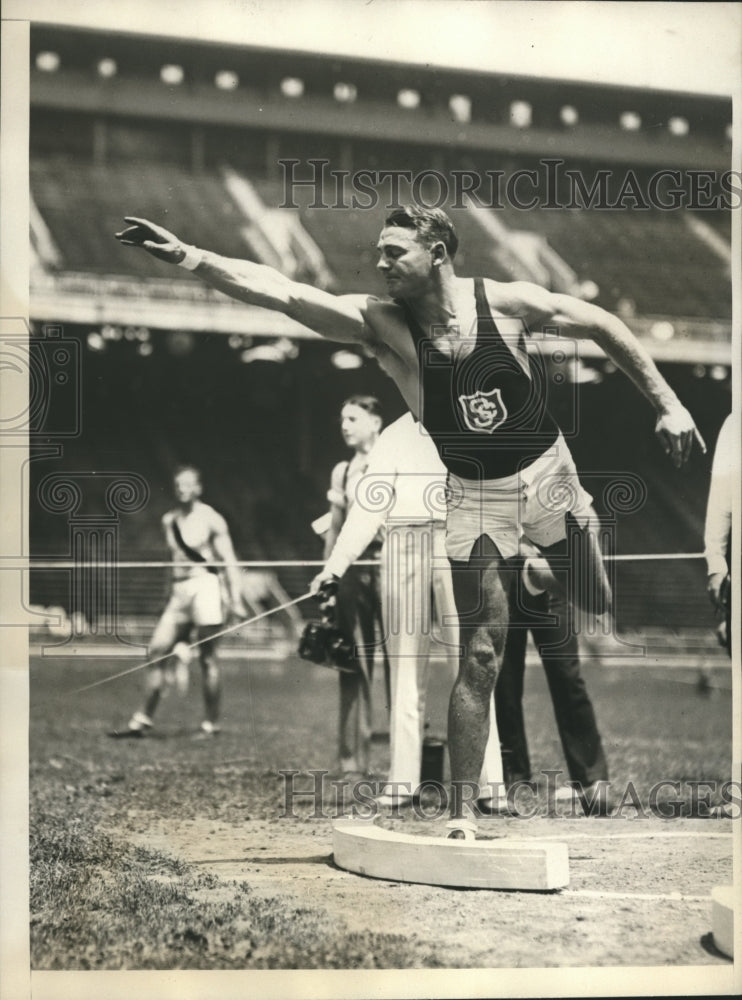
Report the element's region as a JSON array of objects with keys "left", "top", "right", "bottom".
[
  {"left": 32, "top": 156, "right": 731, "bottom": 321},
  {"left": 31, "top": 156, "right": 257, "bottom": 279},
  {"left": 496, "top": 203, "right": 731, "bottom": 319}
]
